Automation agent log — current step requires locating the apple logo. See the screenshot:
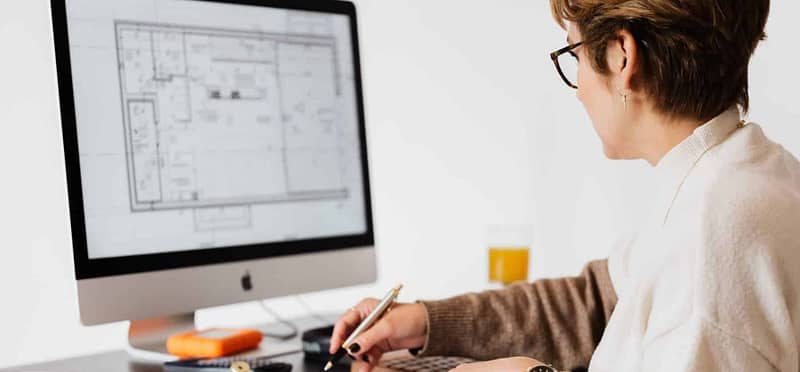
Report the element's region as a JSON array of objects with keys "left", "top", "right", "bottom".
[{"left": 241, "top": 271, "right": 253, "bottom": 291}]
